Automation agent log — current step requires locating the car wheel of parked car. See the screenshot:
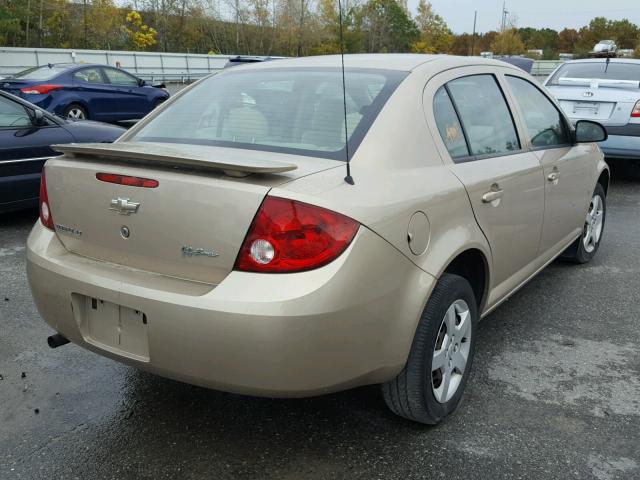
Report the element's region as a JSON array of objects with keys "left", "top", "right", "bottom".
[
  {"left": 382, "top": 273, "right": 477, "bottom": 425},
  {"left": 562, "top": 183, "right": 606, "bottom": 264},
  {"left": 154, "top": 98, "right": 166, "bottom": 109},
  {"left": 64, "top": 103, "right": 88, "bottom": 120}
]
